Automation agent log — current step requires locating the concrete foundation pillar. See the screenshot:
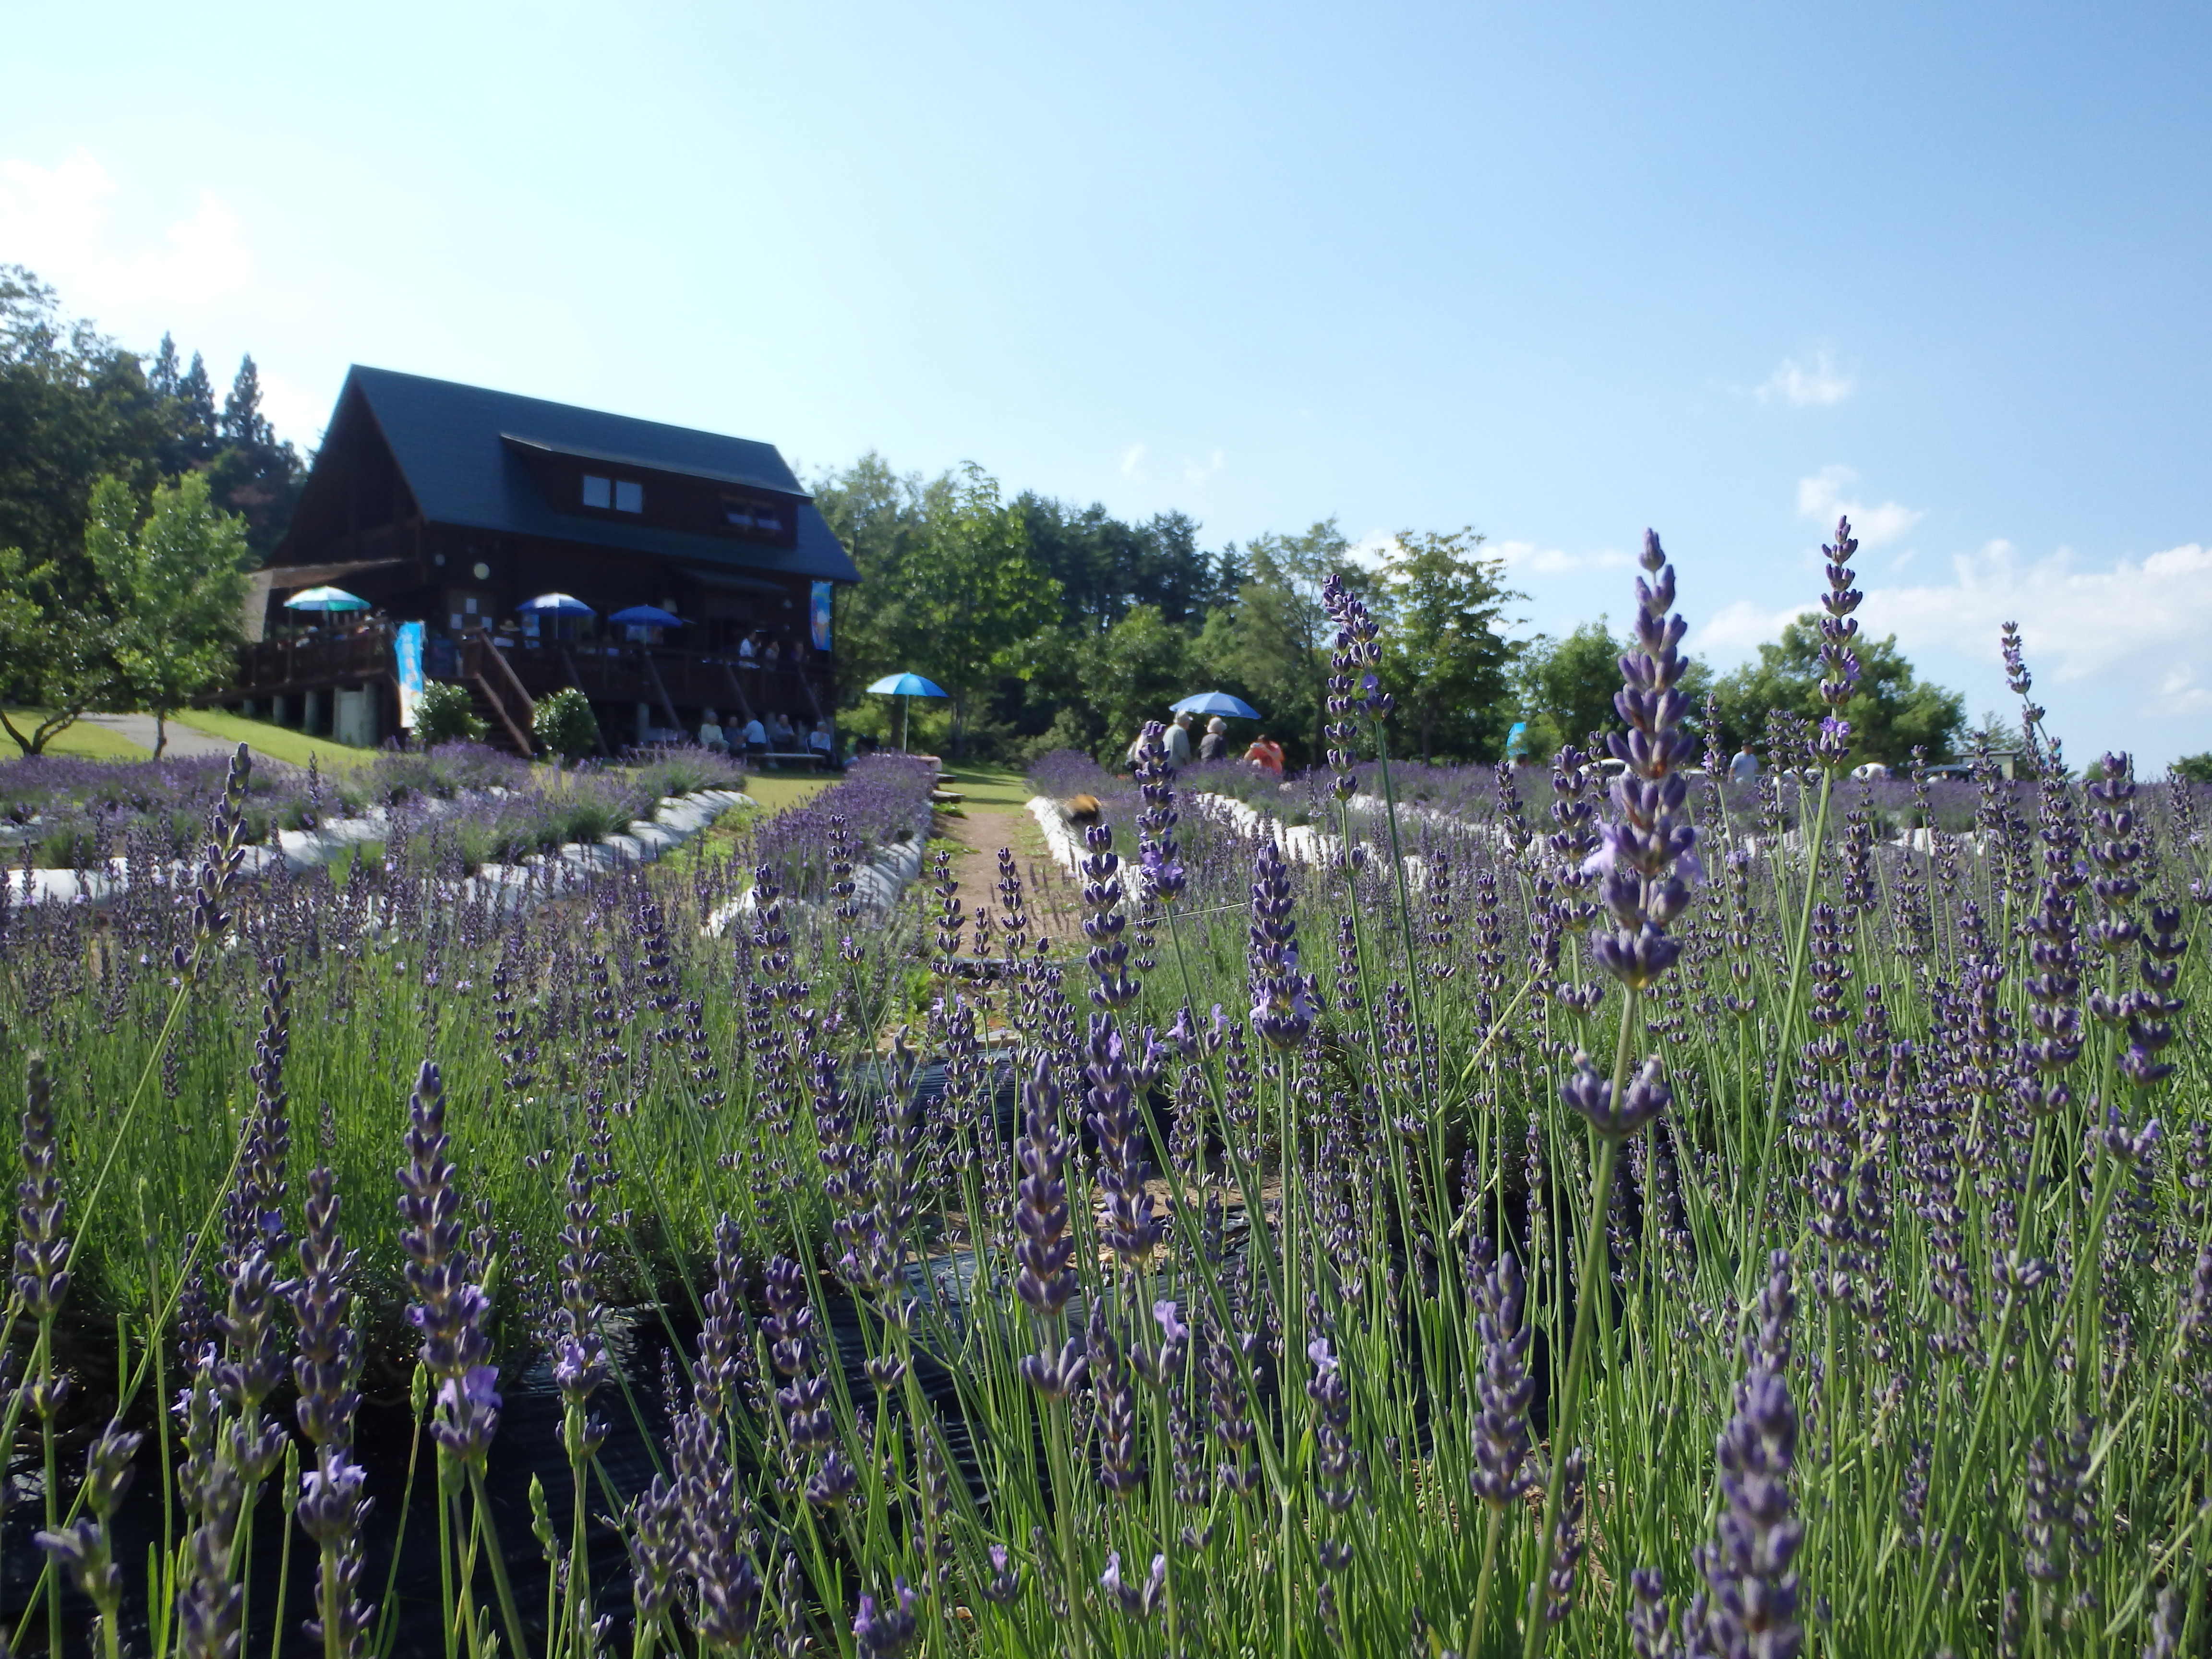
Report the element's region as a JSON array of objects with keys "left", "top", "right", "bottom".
[{"left": 333, "top": 686, "right": 375, "bottom": 748}]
